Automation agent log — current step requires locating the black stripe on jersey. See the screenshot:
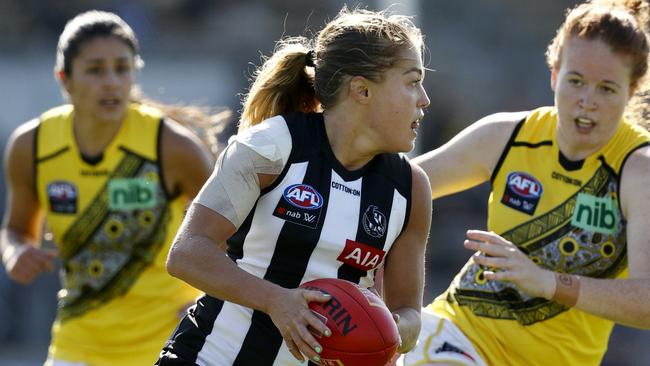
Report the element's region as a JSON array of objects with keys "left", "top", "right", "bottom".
[
  {"left": 490, "top": 118, "right": 526, "bottom": 183},
  {"left": 511, "top": 141, "right": 553, "bottom": 148},
  {"left": 36, "top": 146, "right": 70, "bottom": 164},
  {"left": 233, "top": 151, "right": 332, "bottom": 365},
  {"left": 226, "top": 196, "right": 257, "bottom": 262},
  {"left": 157, "top": 294, "right": 225, "bottom": 365},
  {"left": 338, "top": 163, "right": 393, "bottom": 283},
  {"left": 118, "top": 146, "right": 156, "bottom": 163}
]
